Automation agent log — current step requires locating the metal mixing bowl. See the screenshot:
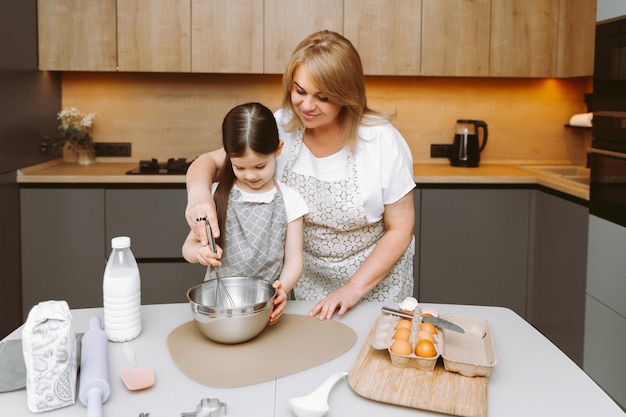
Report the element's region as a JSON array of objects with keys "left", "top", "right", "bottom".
[{"left": 187, "top": 277, "right": 276, "bottom": 344}]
